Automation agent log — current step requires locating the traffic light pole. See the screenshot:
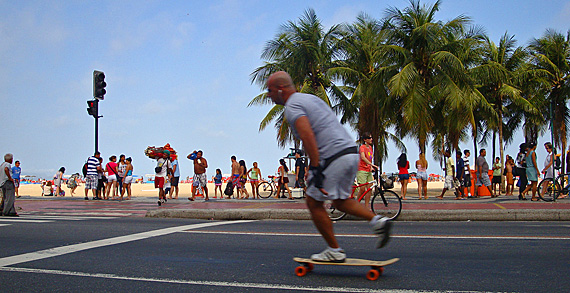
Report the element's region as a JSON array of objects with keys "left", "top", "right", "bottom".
[
  {"left": 91, "top": 70, "right": 106, "bottom": 154},
  {"left": 95, "top": 104, "right": 99, "bottom": 153}
]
